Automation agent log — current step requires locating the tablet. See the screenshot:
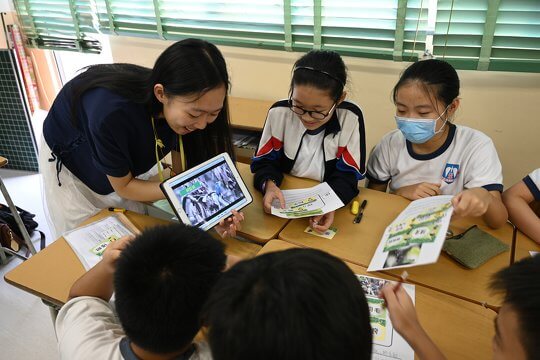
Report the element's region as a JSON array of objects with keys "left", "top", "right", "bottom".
[{"left": 160, "top": 153, "right": 252, "bottom": 231}]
